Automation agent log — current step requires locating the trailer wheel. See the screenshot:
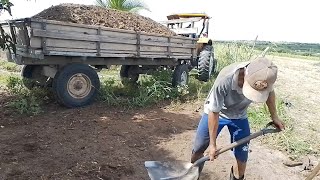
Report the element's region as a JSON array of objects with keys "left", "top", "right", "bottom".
[
  {"left": 52, "top": 64, "right": 100, "bottom": 108},
  {"left": 172, "top": 64, "right": 189, "bottom": 87},
  {"left": 21, "top": 65, "right": 52, "bottom": 89},
  {"left": 198, "top": 45, "right": 215, "bottom": 82},
  {"left": 120, "top": 65, "right": 139, "bottom": 85}
]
